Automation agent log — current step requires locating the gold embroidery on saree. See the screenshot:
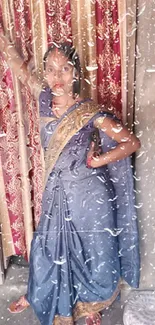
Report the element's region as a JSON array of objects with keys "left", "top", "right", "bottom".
[
  {"left": 44, "top": 101, "right": 100, "bottom": 187},
  {"left": 53, "top": 281, "right": 121, "bottom": 325}
]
